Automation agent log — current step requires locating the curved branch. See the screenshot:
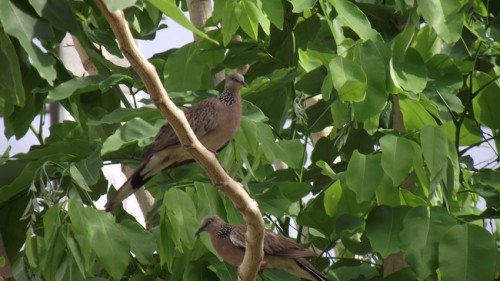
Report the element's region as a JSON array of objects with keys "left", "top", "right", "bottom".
[{"left": 92, "top": 1, "right": 264, "bottom": 280}]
